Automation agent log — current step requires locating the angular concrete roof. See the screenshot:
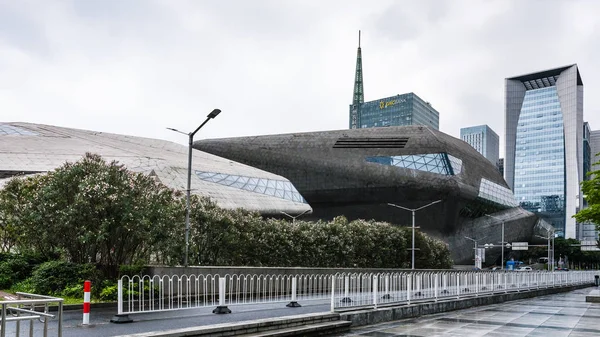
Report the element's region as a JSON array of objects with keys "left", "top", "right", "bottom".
[{"left": 0, "top": 122, "right": 311, "bottom": 215}]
